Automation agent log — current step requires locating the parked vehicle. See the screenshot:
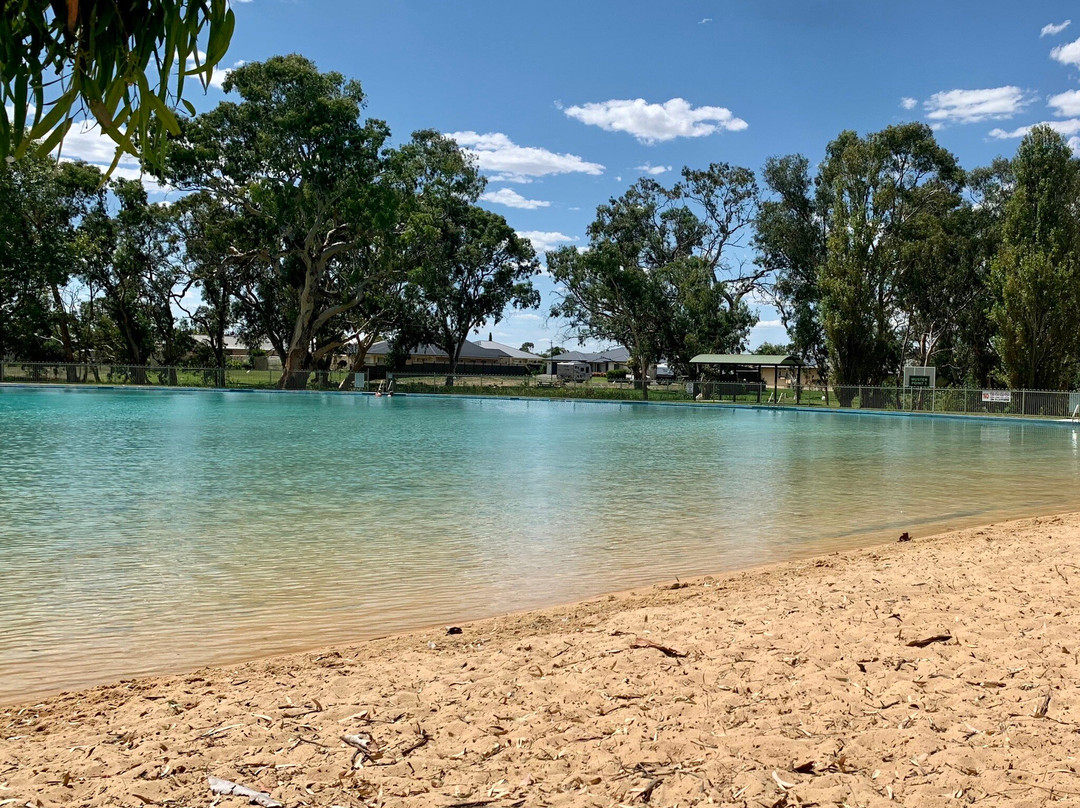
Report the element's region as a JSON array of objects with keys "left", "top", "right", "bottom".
[
  {"left": 655, "top": 363, "right": 675, "bottom": 384},
  {"left": 556, "top": 361, "right": 591, "bottom": 383}
]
